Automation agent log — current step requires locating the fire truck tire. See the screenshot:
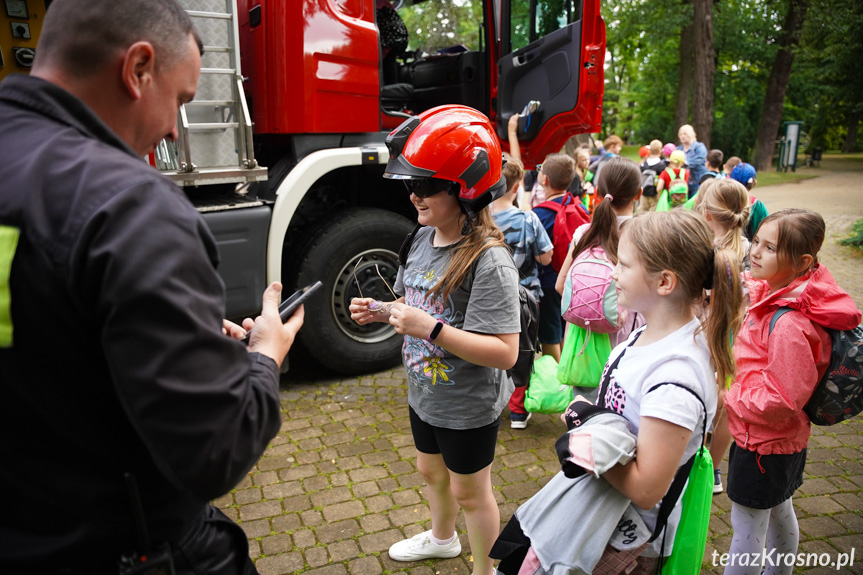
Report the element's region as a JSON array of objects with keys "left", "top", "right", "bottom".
[{"left": 294, "top": 208, "right": 415, "bottom": 375}]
